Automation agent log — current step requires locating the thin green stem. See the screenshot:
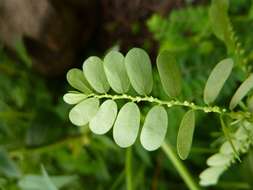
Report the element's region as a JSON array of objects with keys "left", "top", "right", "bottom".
[
  {"left": 161, "top": 142, "right": 201, "bottom": 190},
  {"left": 83, "top": 93, "right": 252, "bottom": 119},
  {"left": 126, "top": 148, "right": 133, "bottom": 190}
]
